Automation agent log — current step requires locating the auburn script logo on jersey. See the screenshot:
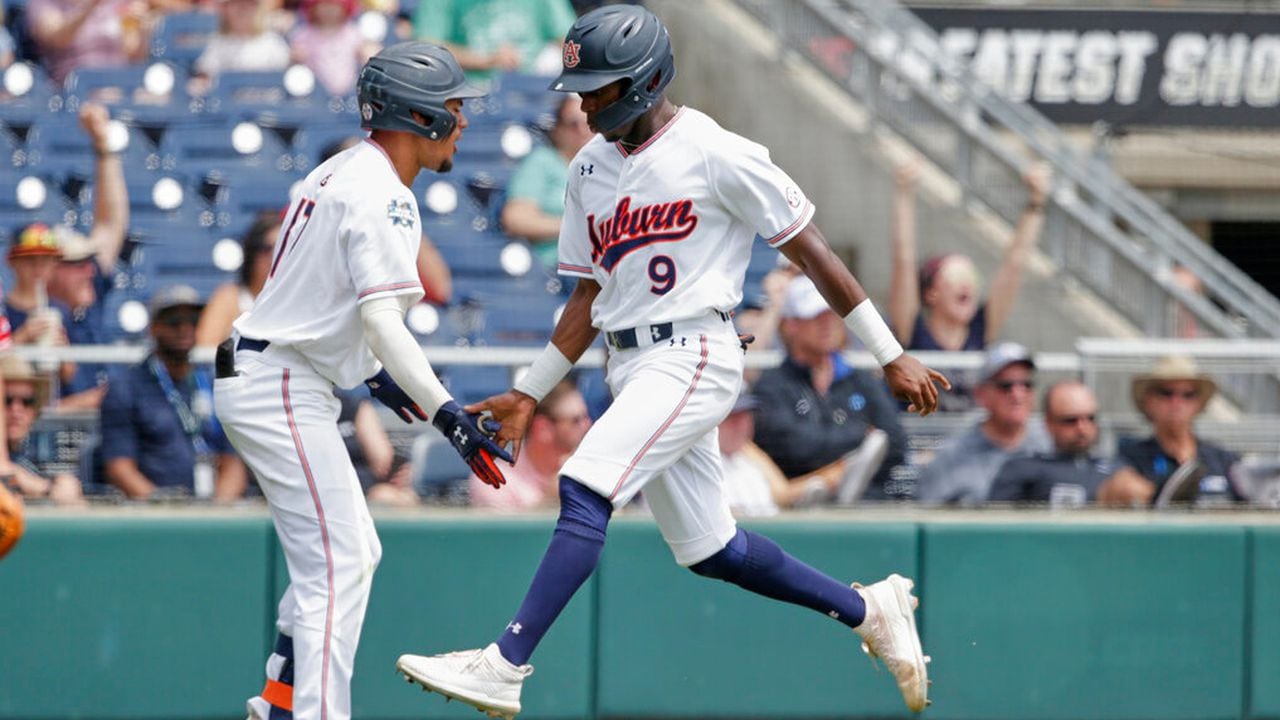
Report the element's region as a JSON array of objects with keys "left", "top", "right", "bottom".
[{"left": 588, "top": 196, "right": 698, "bottom": 272}]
